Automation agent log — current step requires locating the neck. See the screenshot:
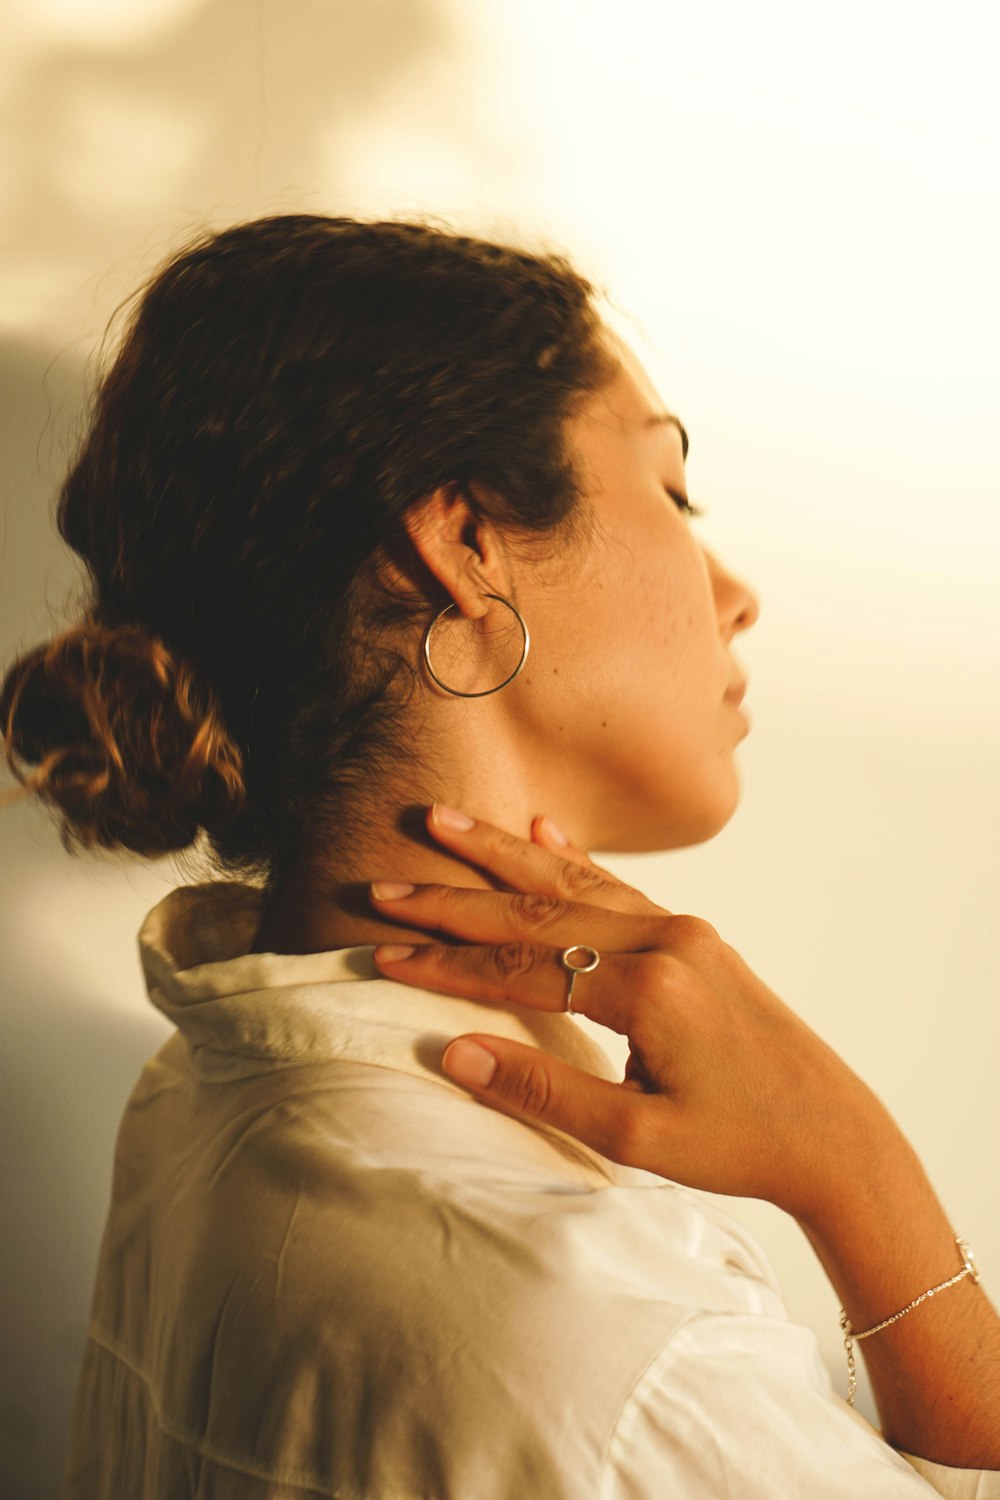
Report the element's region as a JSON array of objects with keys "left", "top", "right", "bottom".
[
  {"left": 250, "top": 725, "right": 559, "bottom": 955},
  {"left": 249, "top": 810, "right": 496, "bottom": 954}
]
